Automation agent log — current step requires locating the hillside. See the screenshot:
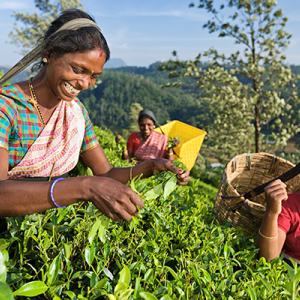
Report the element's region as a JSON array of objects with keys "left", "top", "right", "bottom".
[{"left": 80, "top": 70, "right": 201, "bottom": 132}]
